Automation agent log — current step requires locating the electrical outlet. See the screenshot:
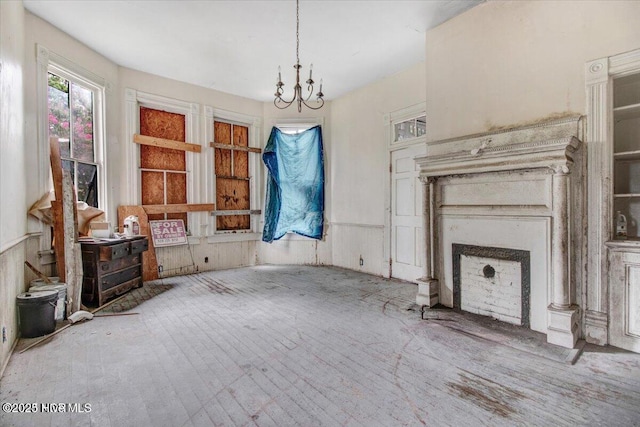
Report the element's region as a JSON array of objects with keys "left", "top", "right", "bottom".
[
  {"left": 204, "top": 257, "right": 209, "bottom": 263},
  {"left": 2, "top": 326, "right": 6, "bottom": 343},
  {"left": 158, "top": 265, "right": 164, "bottom": 273},
  {"left": 359, "top": 256, "right": 364, "bottom": 266}
]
